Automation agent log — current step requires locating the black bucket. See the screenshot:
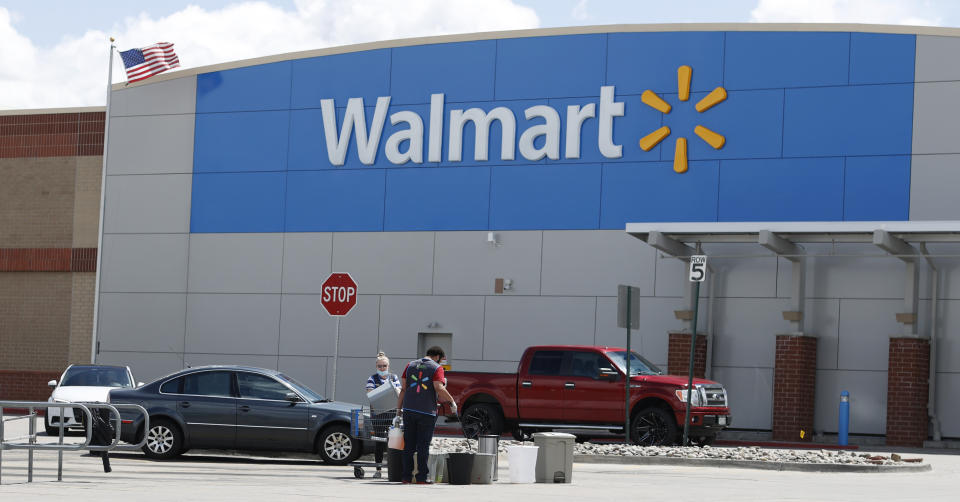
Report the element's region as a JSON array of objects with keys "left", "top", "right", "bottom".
[
  {"left": 387, "top": 448, "right": 404, "bottom": 482},
  {"left": 446, "top": 452, "right": 476, "bottom": 485}
]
